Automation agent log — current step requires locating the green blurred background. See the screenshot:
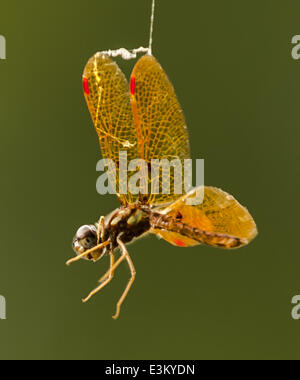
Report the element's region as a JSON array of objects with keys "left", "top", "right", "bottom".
[{"left": 0, "top": 0, "right": 299, "bottom": 360}]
